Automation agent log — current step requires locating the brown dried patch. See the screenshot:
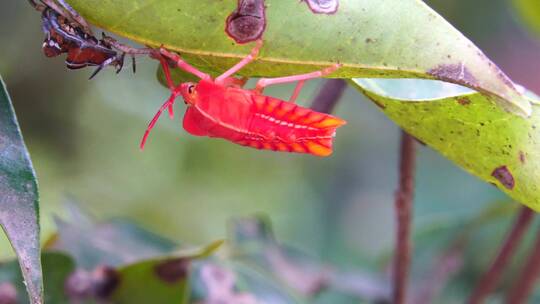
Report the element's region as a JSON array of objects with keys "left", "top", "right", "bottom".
[
  {"left": 428, "top": 63, "right": 478, "bottom": 87},
  {"left": 491, "top": 165, "right": 515, "bottom": 190},
  {"left": 225, "top": 0, "right": 266, "bottom": 44},
  {"left": 302, "top": 0, "right": 339, "bottom": 14},
  {"left": 154, "top": 258, "right": 190, "bottom": 284},
  {"left": 456, "top": 97, "right": 471, "bottom": 106},
  {"left": 92, "top": 266, "right": 120, "bottom": 299}
]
